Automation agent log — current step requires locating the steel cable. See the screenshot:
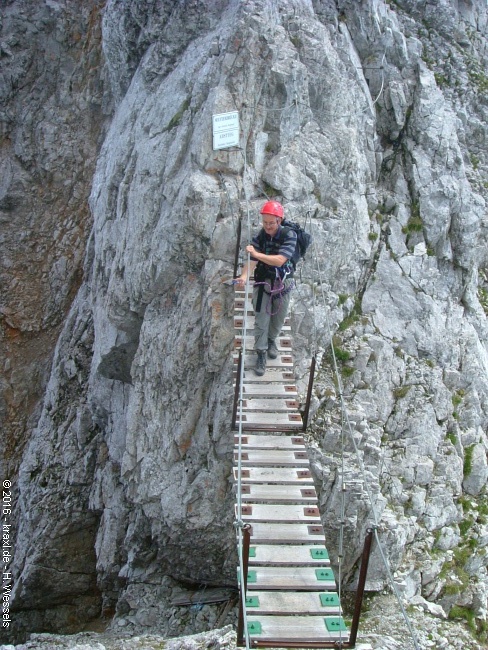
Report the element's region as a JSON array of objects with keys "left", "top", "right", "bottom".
[{"left": 309, "top": 228, "right": 421, "bottom": 650}]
